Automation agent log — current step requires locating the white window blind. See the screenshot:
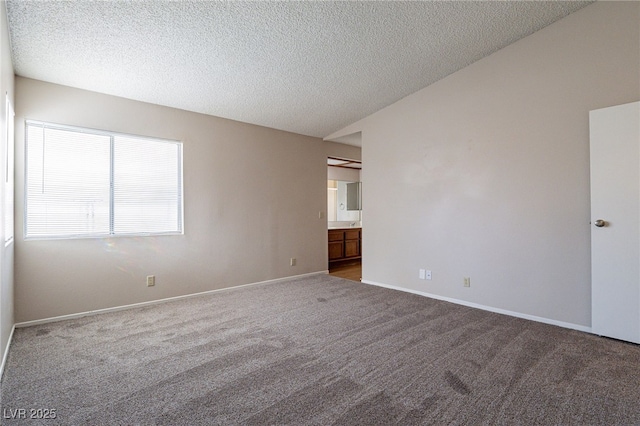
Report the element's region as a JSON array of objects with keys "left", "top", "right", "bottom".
[
  {"left": 25, "top": 121, "right": 183, "bottom": 239},
  {"left": 4, "top": 95, "right": 14, "bottom": 245},
  {"left": 113, "top": 136, "right": 182, "bottom": 234}
]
